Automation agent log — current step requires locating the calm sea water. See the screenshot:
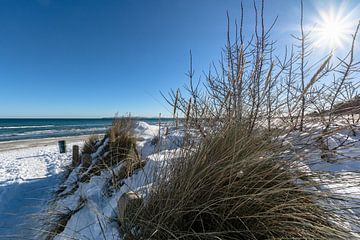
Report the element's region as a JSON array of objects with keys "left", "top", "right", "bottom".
[{"left": 0, "top": 118, "right": 166, "bottom": 142}]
